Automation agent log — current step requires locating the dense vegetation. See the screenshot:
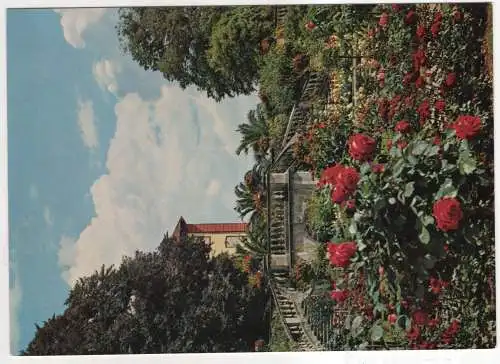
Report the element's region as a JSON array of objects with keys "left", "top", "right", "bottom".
[{"left": 23, "top": 237, "right": 270, "bottom": 355}]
